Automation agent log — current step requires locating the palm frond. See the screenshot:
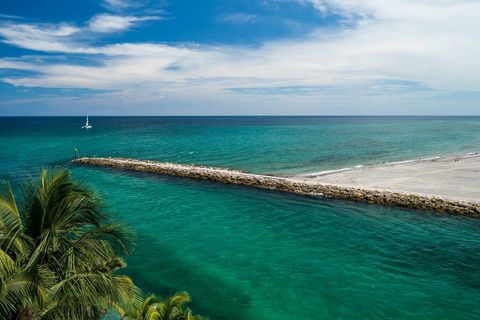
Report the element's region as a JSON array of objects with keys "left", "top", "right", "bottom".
[
  {"left": 1, "top": 170, "right": 206, "bottom": 320},
  {"left": 0, "top": 183, "right": 29, "bottom": 255}
]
